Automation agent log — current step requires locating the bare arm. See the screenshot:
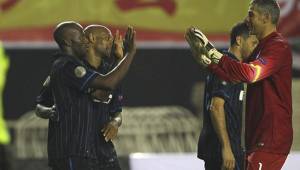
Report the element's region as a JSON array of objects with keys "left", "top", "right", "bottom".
[
  {"left": 210, "top": 97, "right": 235, "bottom": 170},
  {"left": 102, "top": 112, "right": 122, "bottom": 141}
]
